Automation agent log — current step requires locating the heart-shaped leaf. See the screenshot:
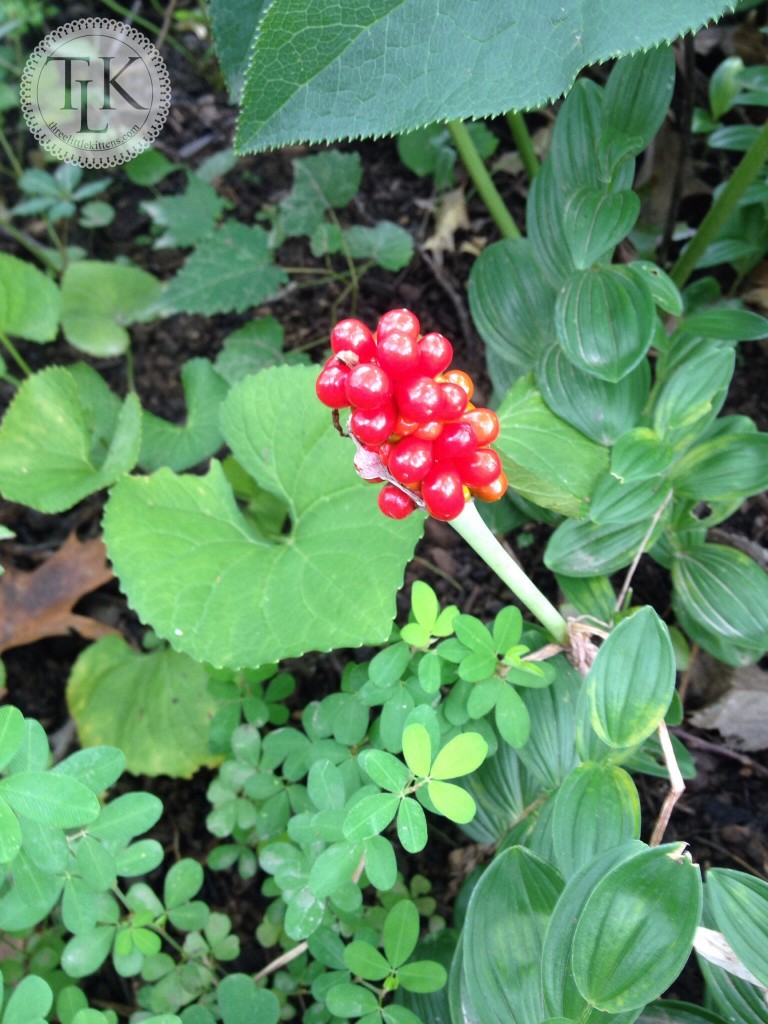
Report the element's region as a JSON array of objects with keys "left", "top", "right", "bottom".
[
  {"left": 104, "top": 366, "right": 422, "bottom": 668},
  {"left": 0, "top": 367, "right": 141, "bottom": 513},
  {"left": 0, "top": 252, "right": 60, "bottom": 343},
  {"left": 61, "top": 260, "right": 161, "bottom": 356},
  {"left": 66, "top": 635, "right": 221, "bottom": 778}
]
